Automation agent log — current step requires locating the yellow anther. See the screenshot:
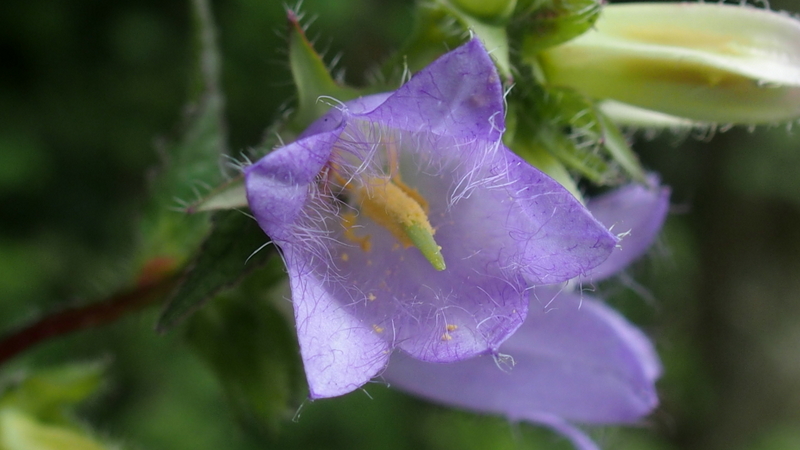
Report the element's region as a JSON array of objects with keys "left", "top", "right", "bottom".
[
  {"left": 331, "top": 136, "right": 445, "bottom": 271},
  {"left": 356, "top": 177, "right": 446, "bottom": 271},
  {"left": 341, "top": 211, "right": 371, "bottom": 252}
]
